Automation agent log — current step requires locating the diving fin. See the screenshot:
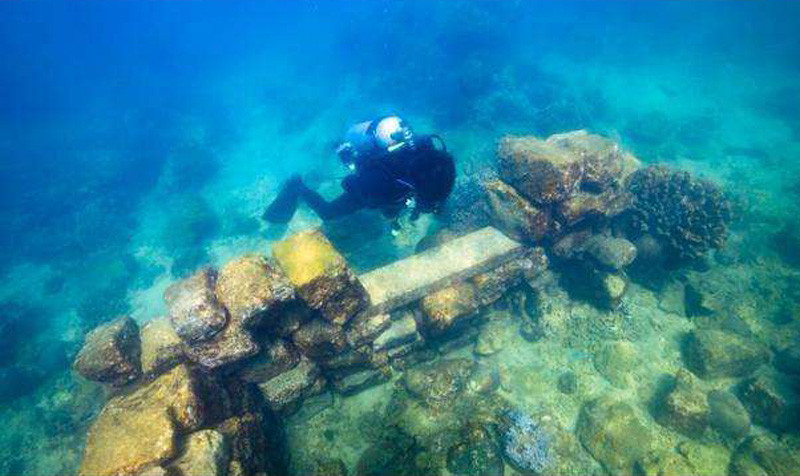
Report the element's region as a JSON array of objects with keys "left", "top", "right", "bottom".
[{"left": 263, "top": 176, "right": 304, "bottom": 224}]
